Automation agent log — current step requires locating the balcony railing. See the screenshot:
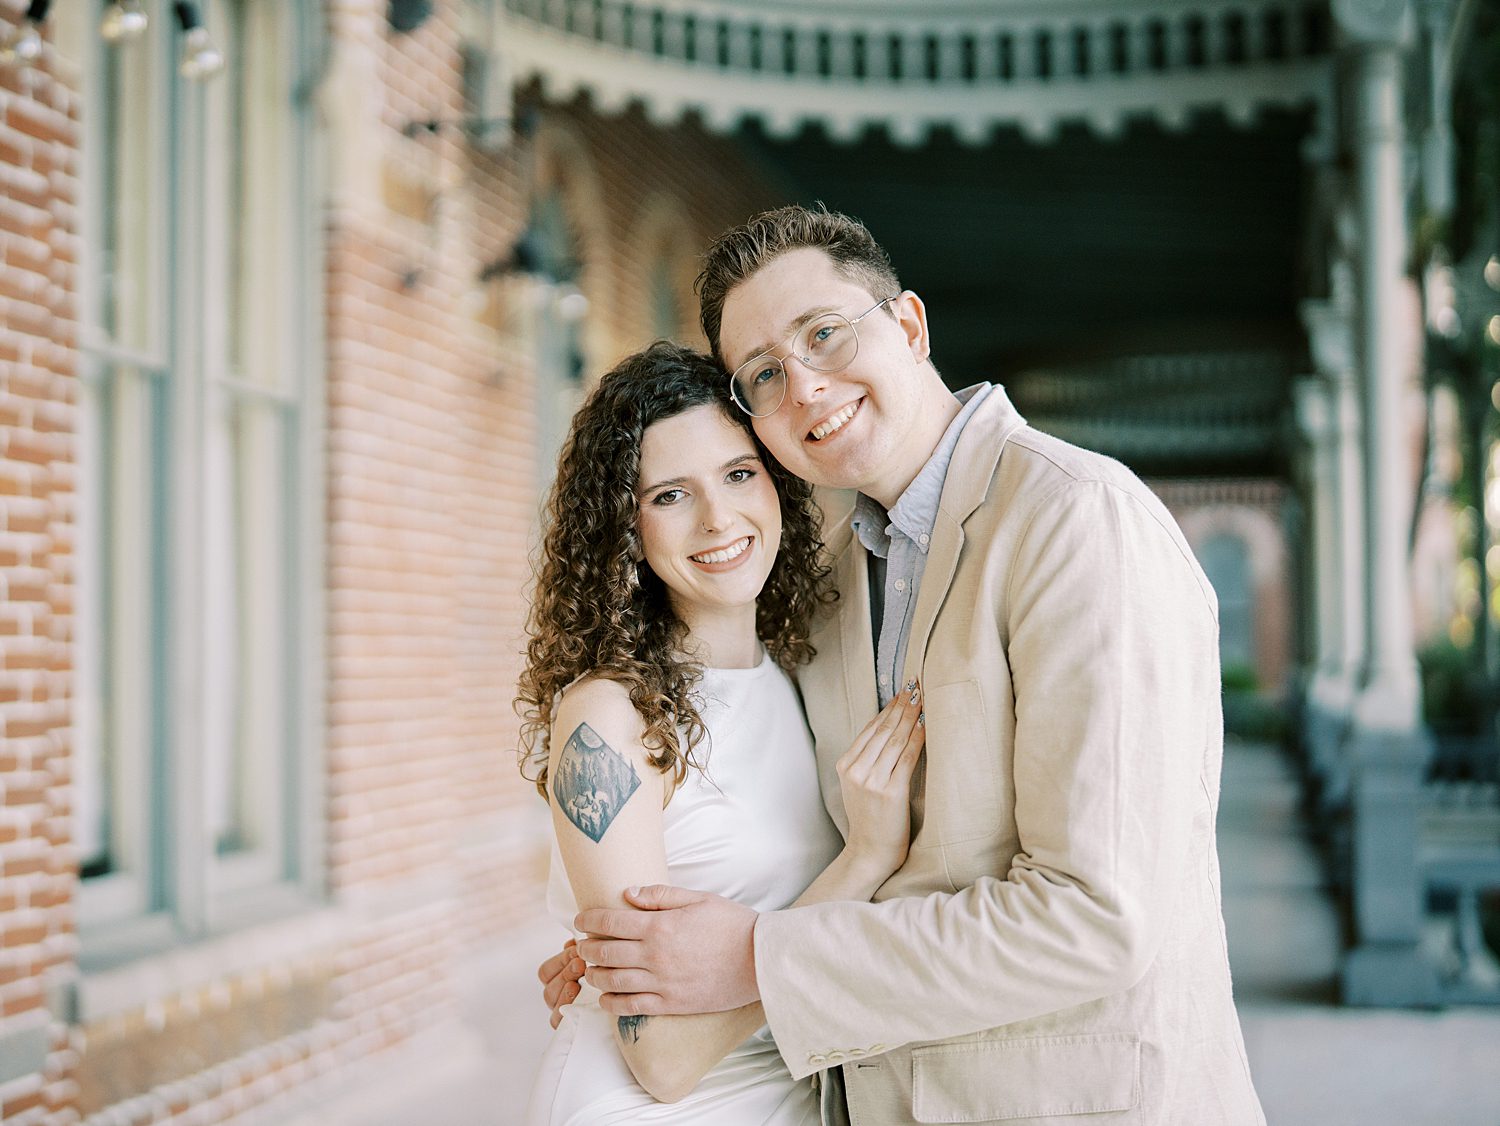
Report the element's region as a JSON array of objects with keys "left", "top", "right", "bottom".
[{"left": 496, "top": 0, "right": 1335, "bottom": 142}]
